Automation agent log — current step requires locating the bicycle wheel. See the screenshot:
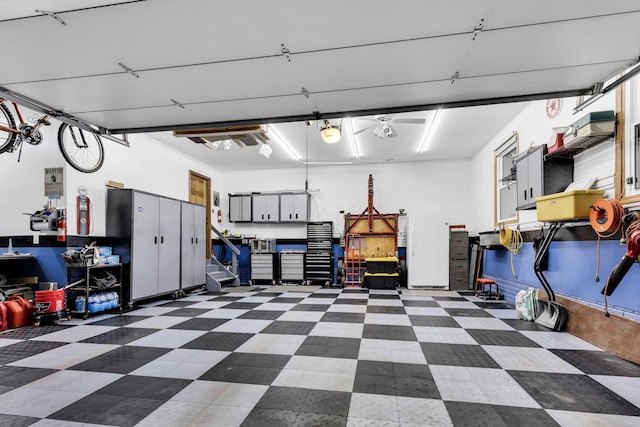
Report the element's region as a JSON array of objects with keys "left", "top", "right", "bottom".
[
  {"left": 58, "top": 123, "right": 104, "bottom": 173},
  {"left": 0, "top": 102, "right": 17, "bottom": 153}
]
